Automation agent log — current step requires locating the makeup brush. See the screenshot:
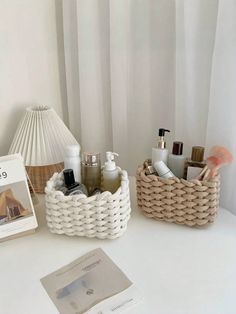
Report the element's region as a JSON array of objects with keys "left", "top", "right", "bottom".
[{"left": 199, "top": 146, "right": 233, "bottom": 180}]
